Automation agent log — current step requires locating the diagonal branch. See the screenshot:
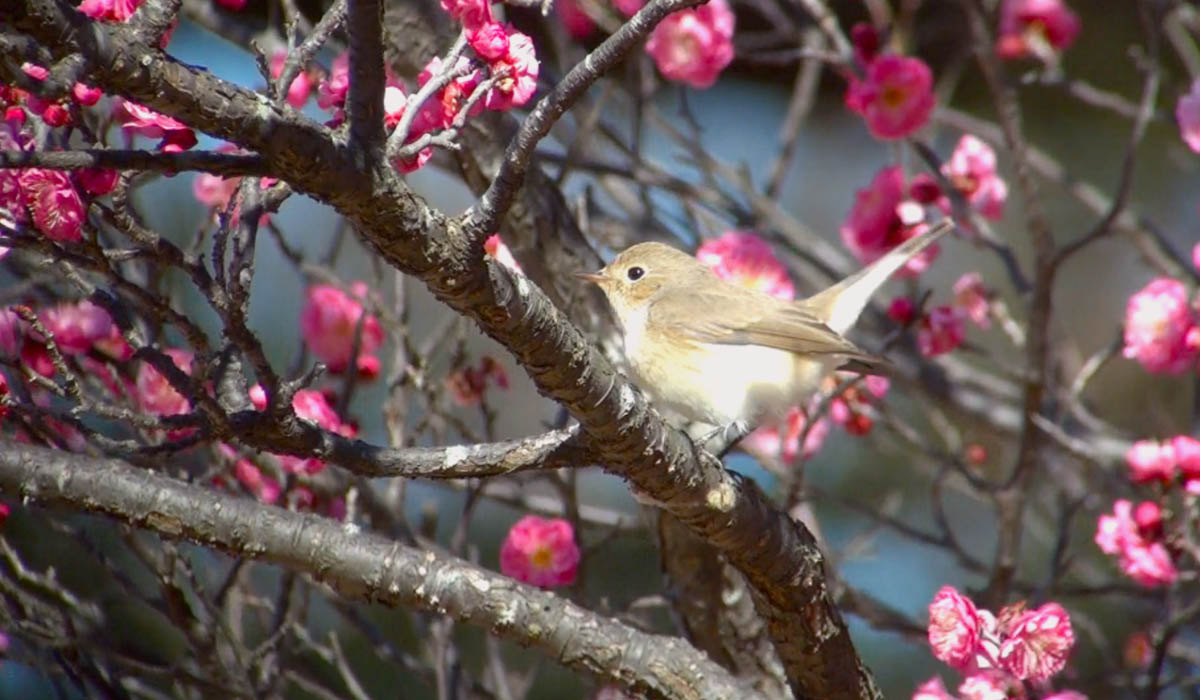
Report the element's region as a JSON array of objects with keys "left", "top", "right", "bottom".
[{"left": 0, "top": 441, "right": 758, "bottom": 700}]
